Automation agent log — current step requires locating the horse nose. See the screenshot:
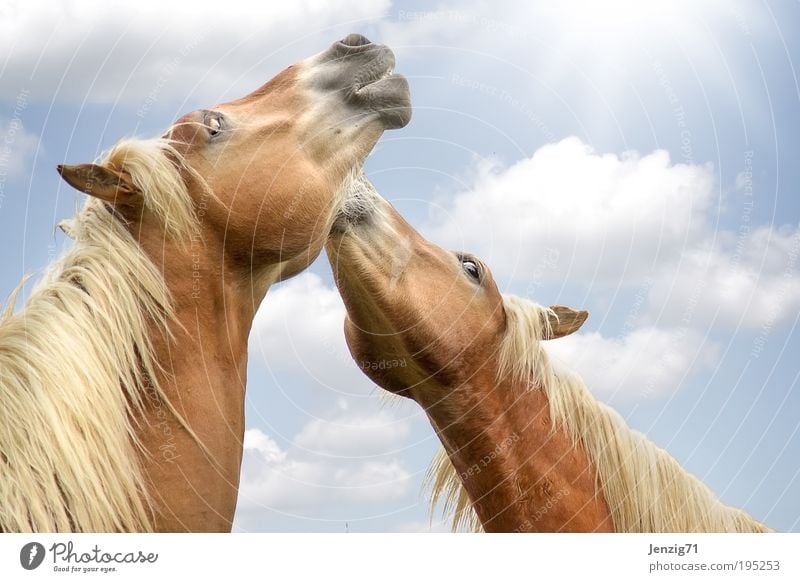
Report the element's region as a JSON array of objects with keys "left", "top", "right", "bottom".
[{"left": 338, "top": 33, "right": 373, "bottom": 50}]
